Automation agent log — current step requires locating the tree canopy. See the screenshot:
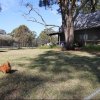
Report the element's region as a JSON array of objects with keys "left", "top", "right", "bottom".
[
  {"left": 10, "top": 25, "right": 36, "bottom": 47},
  {"left": 82, "top": 0, "right": 100, "bottom": 13},
  {"left": 38, "top": 28, "right": 58, "bottom": 45}
]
